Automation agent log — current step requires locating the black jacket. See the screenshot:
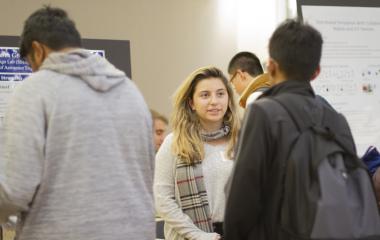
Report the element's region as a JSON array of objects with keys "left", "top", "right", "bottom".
[{"left": 224, "top": 80, "right": 356, "bottom": 240}]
